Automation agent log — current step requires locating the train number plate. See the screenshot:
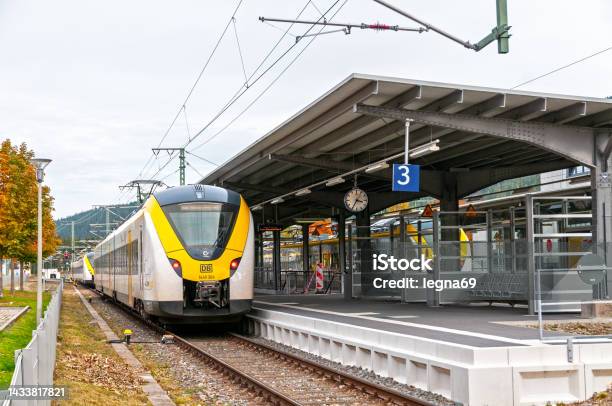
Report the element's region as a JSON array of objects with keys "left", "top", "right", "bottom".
[{"left": 200, "top": 264, "right": 213, "bottom": 273}]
